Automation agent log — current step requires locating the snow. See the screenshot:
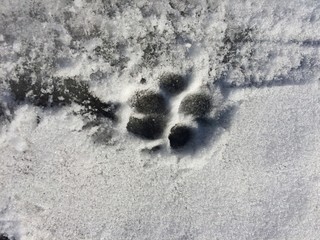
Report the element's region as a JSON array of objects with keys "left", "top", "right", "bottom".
[{"left": 1, "top": 0, "right": 320, "bottom": 239}]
